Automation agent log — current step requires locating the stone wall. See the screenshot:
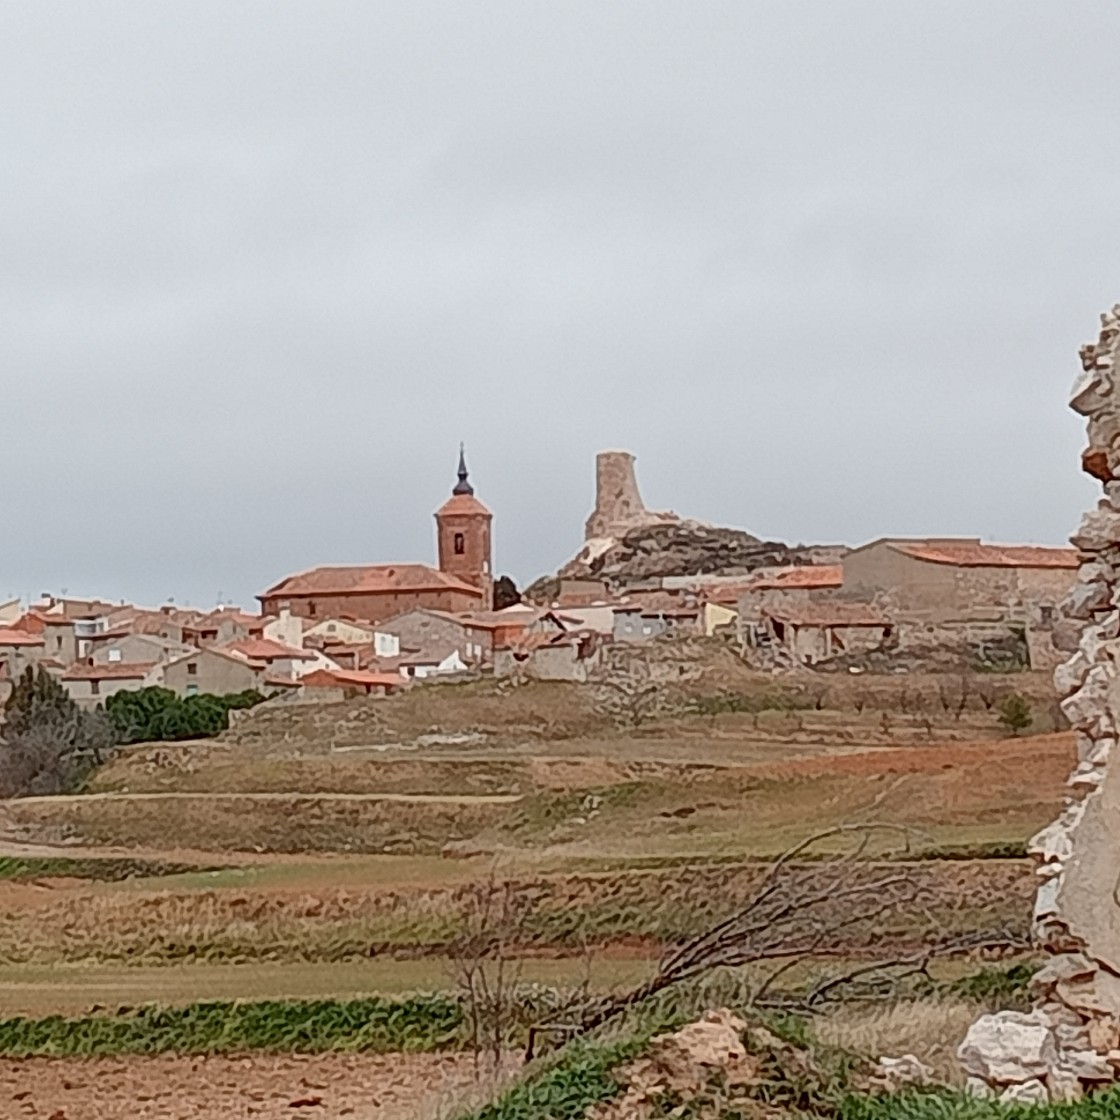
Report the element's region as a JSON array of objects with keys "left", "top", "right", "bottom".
[{"left": 959, "top": 304, "right": 1120, "bottom": 1102}]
